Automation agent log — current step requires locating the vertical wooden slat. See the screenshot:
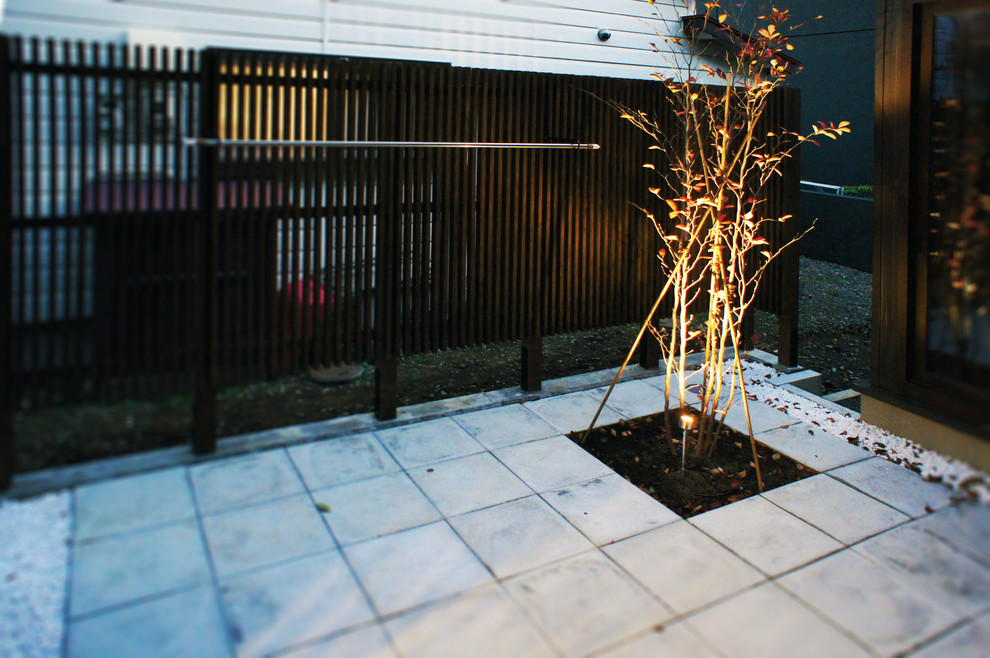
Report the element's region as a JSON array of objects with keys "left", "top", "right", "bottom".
[
  {"left": 358, "top": 67, "right": 375, "bottom": 361},
  {"left": 392, "top": 63, "right": 407, "bottom": 354},
  {"left": 311, "top": 57, "right": 327, "bottom": 369},
  {"left": 540, "top": 74, "right": 554, "bottom": 337},
  {"left": 12, "top": 38, "right": 25, "bottom": 408},
  {"left": 477, "top": 68, "right": 493, "bottom": 345},
  {"left": 192, "top": 48, "right": 219, "bottom": 453},
  {"left": 374, "top": 68, "right": 400, "bottom": 420},
  {"left": 445, "top": 67, "right": 459, "bottom": 348},
  {"left": 520, "top": 73, "right": 532, "bottom": 338},
  {"left": 300, "top": 57, "right": 317, "bottom": 370},
  {"left": 92, "top": 41, "right": 108, "bottom": 398},
  {"left": 75, "top": 40, "right": 89, "bottom": 398},
  {"left": 415, "top": 64, "right": 429, "bottom": 354},
  {"left": 289, "top": 55, "right": 304, "bottom": 374},
  {"left": 494, "top": 72, "right": 509, "bottom": 342},
  {"left": 328, "top": 57, "right": 343, "bottom": 364},
  {"left": 1, "top": 36, "right": 16, "bottom": 489},
  {"left": 140, "top": 47, "right": 156, "bottom": 393},
  {"left": 339, "top": 61, "right": 355, "bottom": 364},
  {"left": 421, "top": 68, "right": 436, "bottom": 352},
  {"left": 462, "top": 67, "right": 478, "bottom": 346},
  {"left": 121, "top": 43, "right": 136, "bottom": 396},
  {"left": 27, "top": 38, "right": 42, "bottom": 402},
  {"left": 261, "top": 54, "right": 279, "bottom": 376},
  {"left": 57, "top": 40, "right": 71, "bottom": 394},
  {"left": 184, "top": 49, "right": 199, "bottom": 385},
  {"left": 507, "top": 72, "right": 522, "bottom": 340},
  {"left": 548, "top": 75, "right": 565, "bottom": 336},
  {"left": 434, "top": 65, "right": 451, "bottom": 351},
  {"left": 44, "top": 40, "right": 58, "bottom": 397},
  {"left": 279, "top": 54, "right": 293, "bottom": 372},
  {"left": 241, "top": 52, "right": 258, "bottom": 382}
]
